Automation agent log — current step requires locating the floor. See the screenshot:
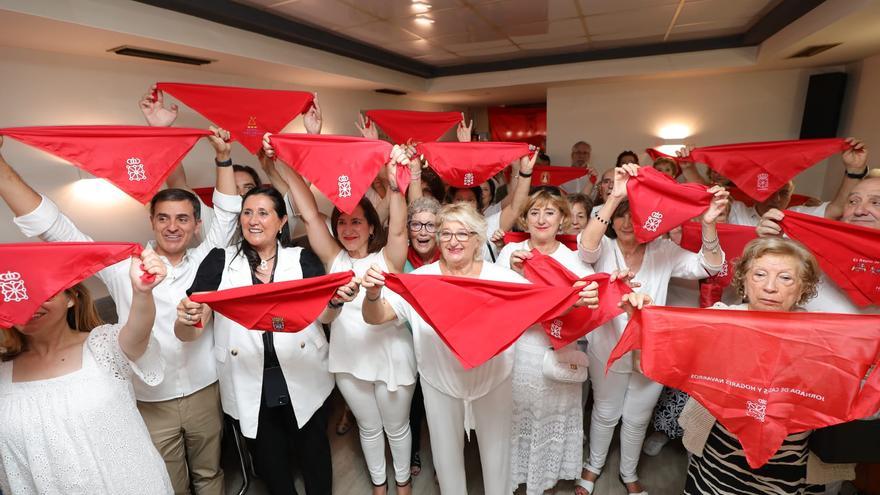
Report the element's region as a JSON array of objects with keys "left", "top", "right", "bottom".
[{"left": 222, "top": 390, "right": 690, "bottom": 495}]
